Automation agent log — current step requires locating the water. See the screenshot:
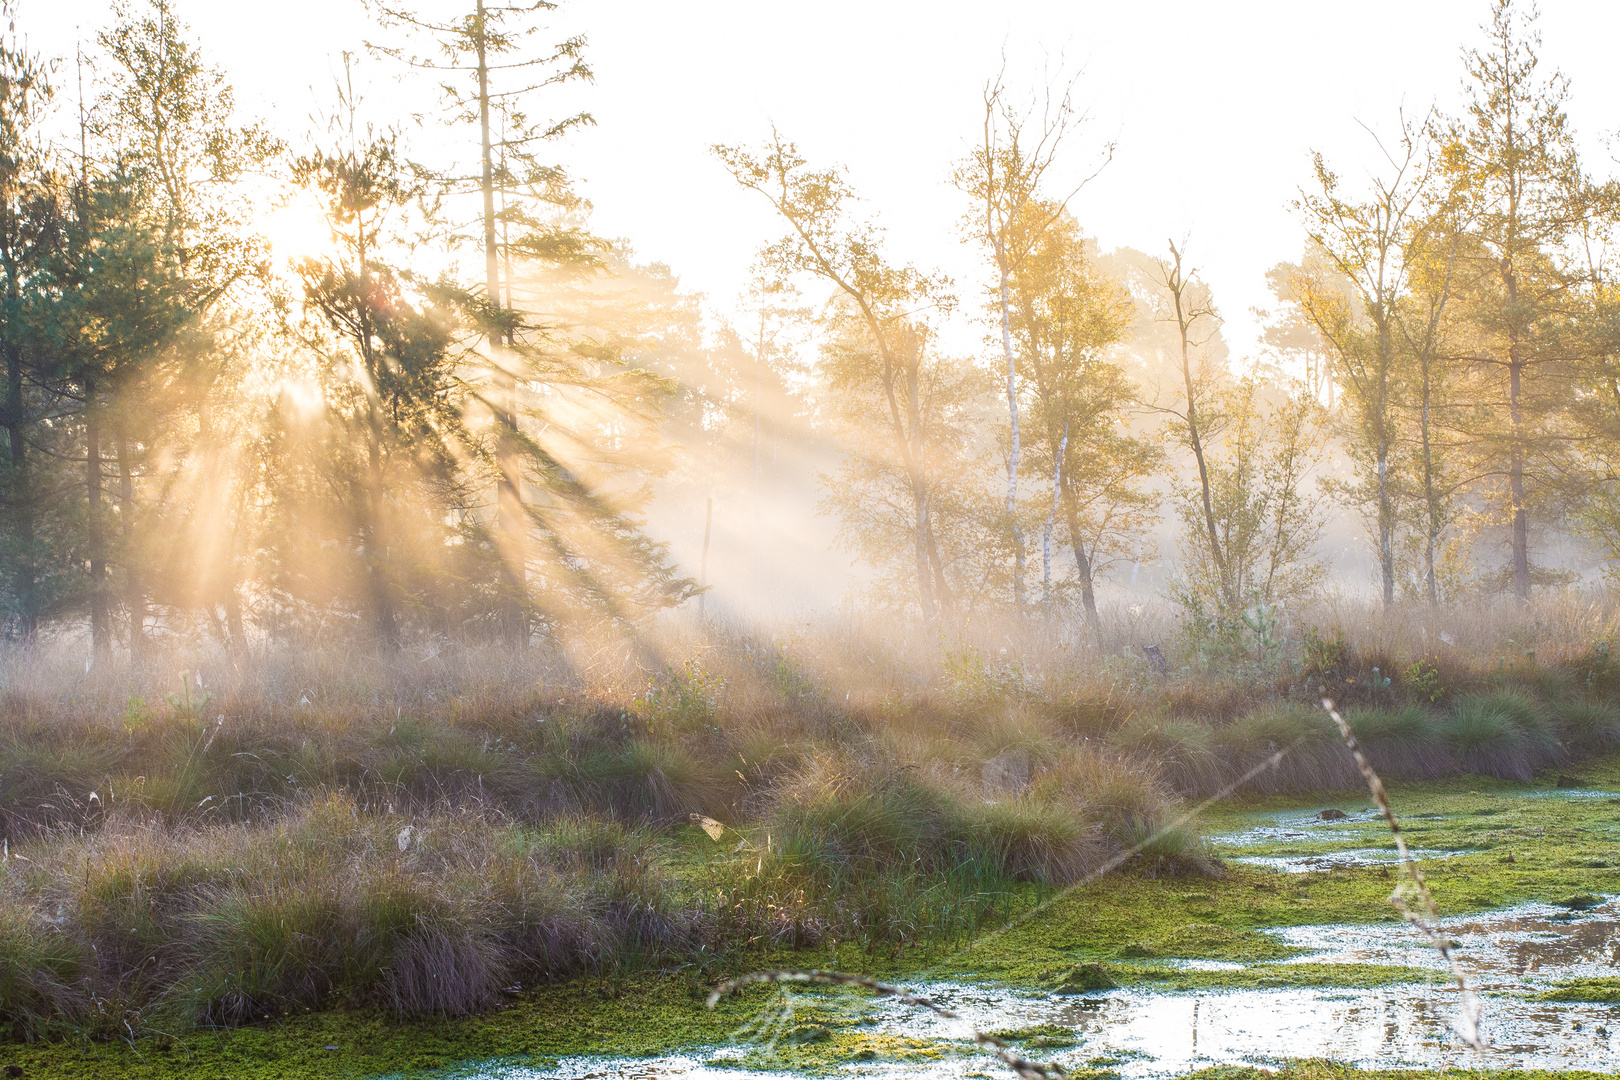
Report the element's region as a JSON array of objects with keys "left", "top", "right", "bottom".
[
  {"left": 461, "top": 985, "right": 1620, "bottom": 1079},
  {"left": 447, "top": 901, "right": 1620, "bottom": 1078},
  {"left": 431, "top": 801, "right": 1620, "bottom": 1078},
  {"left": 1230, "top": 848, "right": 1469, "bottom": 873}
]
